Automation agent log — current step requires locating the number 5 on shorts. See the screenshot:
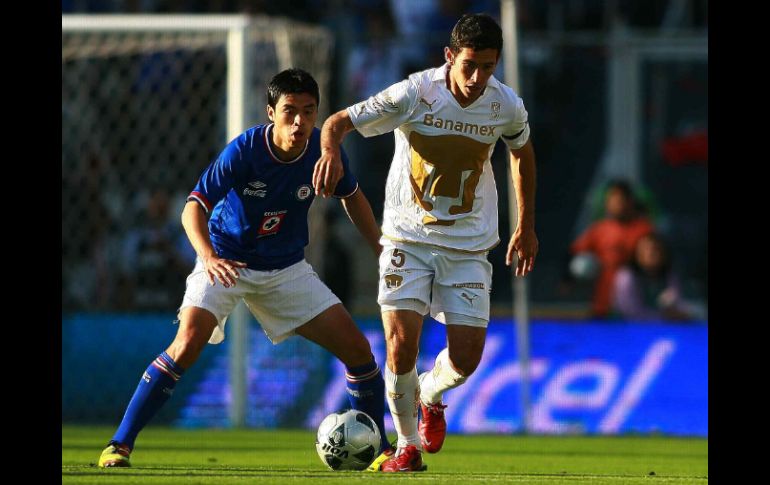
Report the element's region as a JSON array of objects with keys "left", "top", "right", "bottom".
[{"left": 391, "top": 249, "right": 405, "bottom": 268}]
